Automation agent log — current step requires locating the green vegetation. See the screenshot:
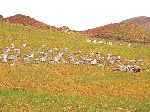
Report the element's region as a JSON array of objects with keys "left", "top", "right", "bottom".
[
  {"left": 0, "top": 20, "right": 150, "bottom": 111},
  {"left": 1, "top": 88, "right": 150, "bottom": 112}
]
